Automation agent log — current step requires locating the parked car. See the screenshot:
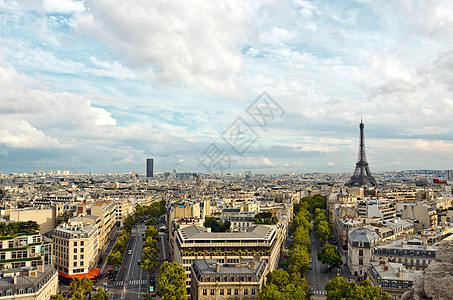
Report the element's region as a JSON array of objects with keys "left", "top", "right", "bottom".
[{"left": 128, "top": 249, "right": 132, "bottom": 255}]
